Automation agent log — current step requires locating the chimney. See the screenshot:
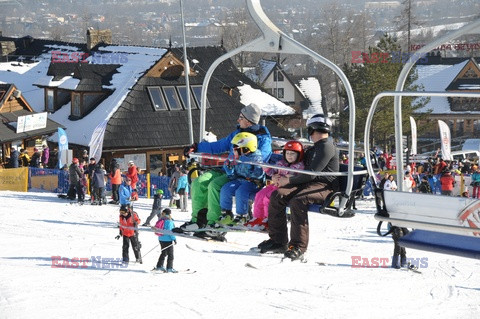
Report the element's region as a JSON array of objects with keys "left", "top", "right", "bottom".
[{"left": 86, "top": 28, "right": 112, "bottom": 51}]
